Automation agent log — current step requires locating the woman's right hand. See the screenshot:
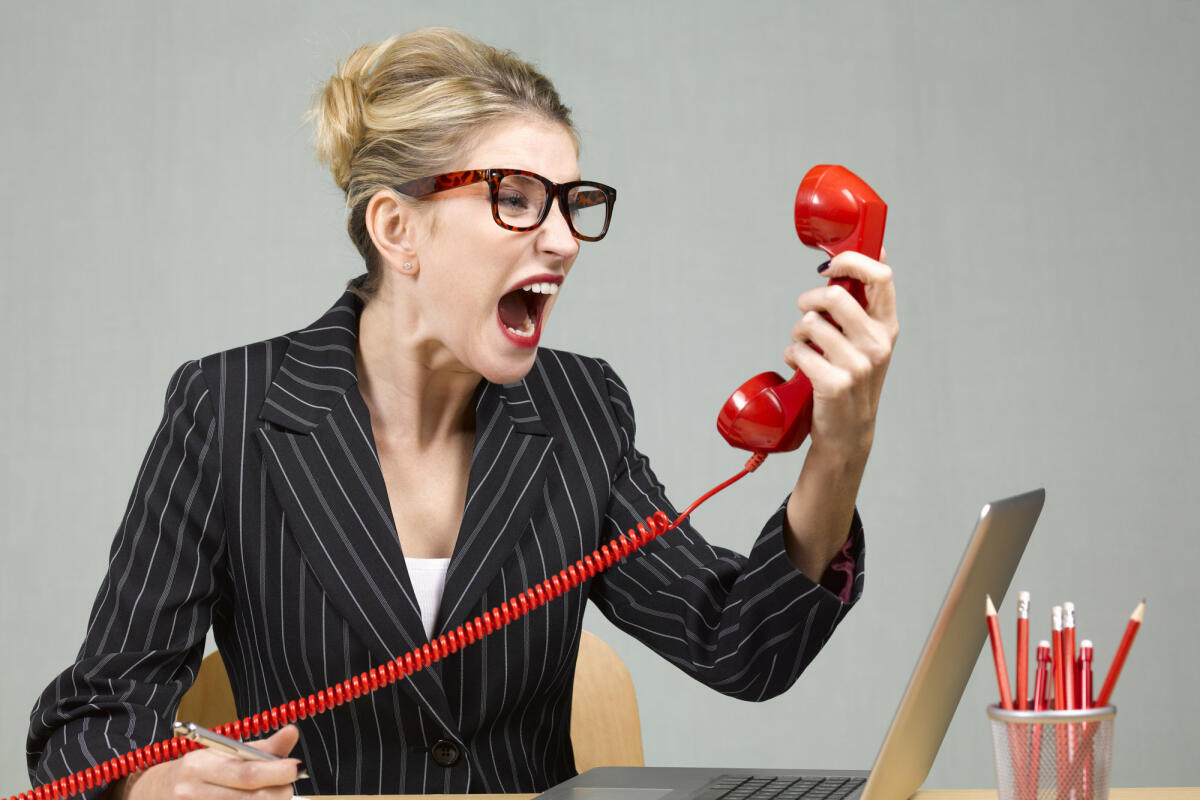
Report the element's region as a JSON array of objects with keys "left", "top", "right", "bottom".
[{"left": 112, "top": 724, "right": 302, "bottom": 799}]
